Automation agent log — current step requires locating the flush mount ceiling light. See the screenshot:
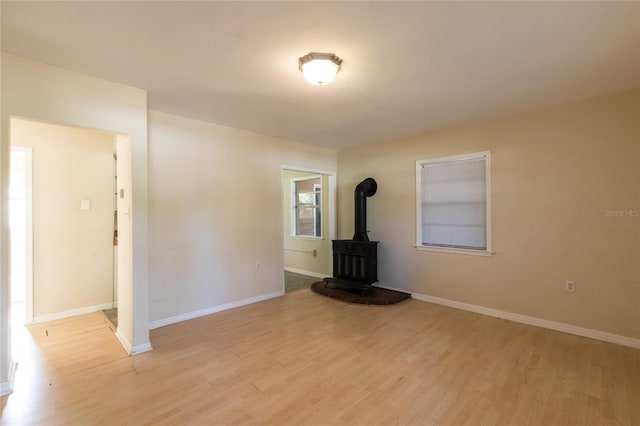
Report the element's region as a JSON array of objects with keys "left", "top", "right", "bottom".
[{"left": 298, "top": 52, "right": 342, "bottom": 86}]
